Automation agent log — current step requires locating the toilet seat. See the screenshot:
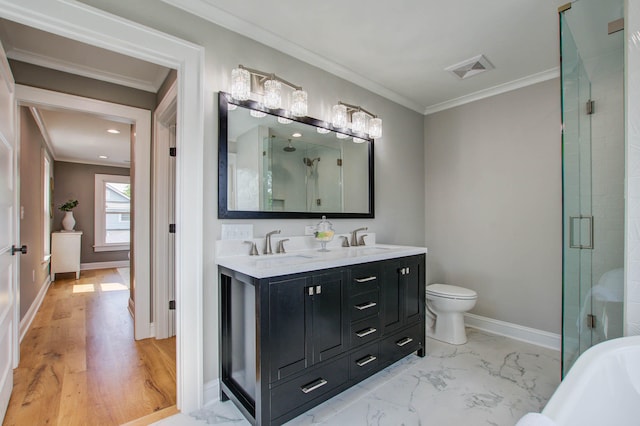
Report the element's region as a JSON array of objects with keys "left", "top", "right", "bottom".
[{"left": 426, "top": 283, "right": 477, "bottom": 300}]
